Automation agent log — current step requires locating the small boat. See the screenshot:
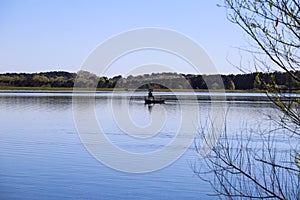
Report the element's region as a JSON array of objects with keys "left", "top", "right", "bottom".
[{"left": 144, "top": 98, "right": 165, "bottom": 104}]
